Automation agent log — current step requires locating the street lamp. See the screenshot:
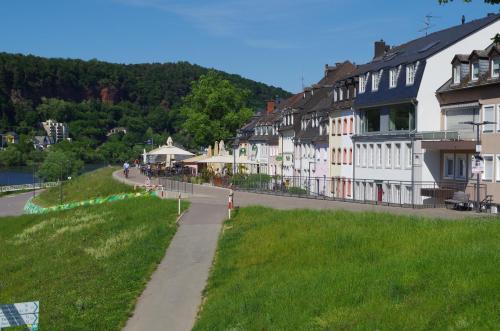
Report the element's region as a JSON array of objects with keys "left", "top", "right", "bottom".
[{"left": 461, "top": 120, "right": 496, "bottom": 213}]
